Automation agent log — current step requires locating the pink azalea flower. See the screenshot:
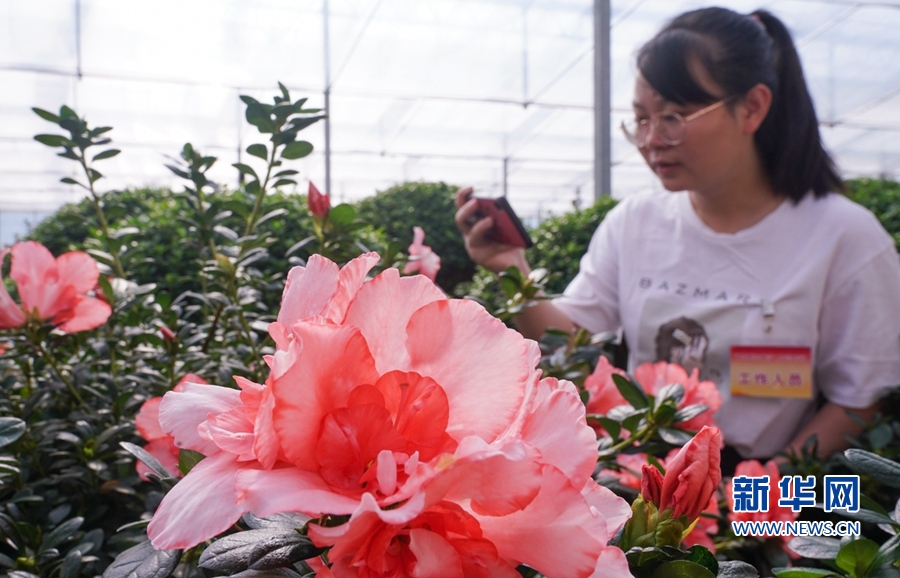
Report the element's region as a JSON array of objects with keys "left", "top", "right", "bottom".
[
  {"left": 583, "top": 358, "right": 721, "bottom": 432},
  {"left": 726, "top": 459, "right": 798, "bottom": 549},
  {"left": 633, "top": 362, "right": 721, "bottom": 431},
  {"left": 0, "top": 241, "right": 111, "bottom": 333},
  {"left": 146, "top": 253, "right": 631, "bottom": 577},
  {"left": 403, "top": 226, "right": 441, "bottom": 282},
  {"left": 135, "top": 374, "right": 208, "bottom": 481},
  {"left": 308, "top": 181, "right": 331, "bottom": 217},
  {"left": 641, "top": 425, "right": 723, "bottom": 522}
]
